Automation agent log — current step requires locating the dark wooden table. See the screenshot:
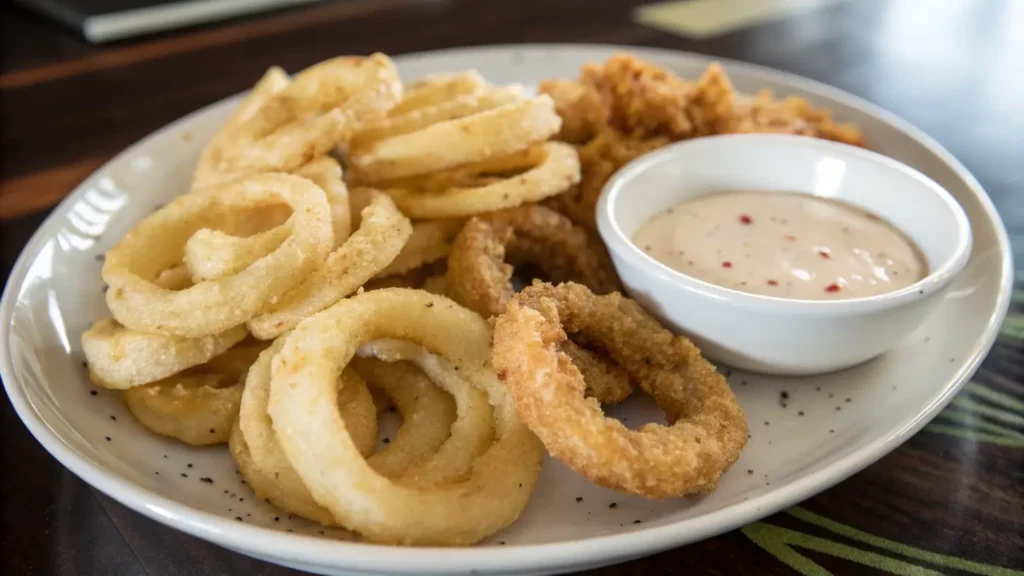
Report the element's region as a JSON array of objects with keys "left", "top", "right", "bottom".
[{"left": 2, "top": 0, "right": 1021, "bottom": 574}]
